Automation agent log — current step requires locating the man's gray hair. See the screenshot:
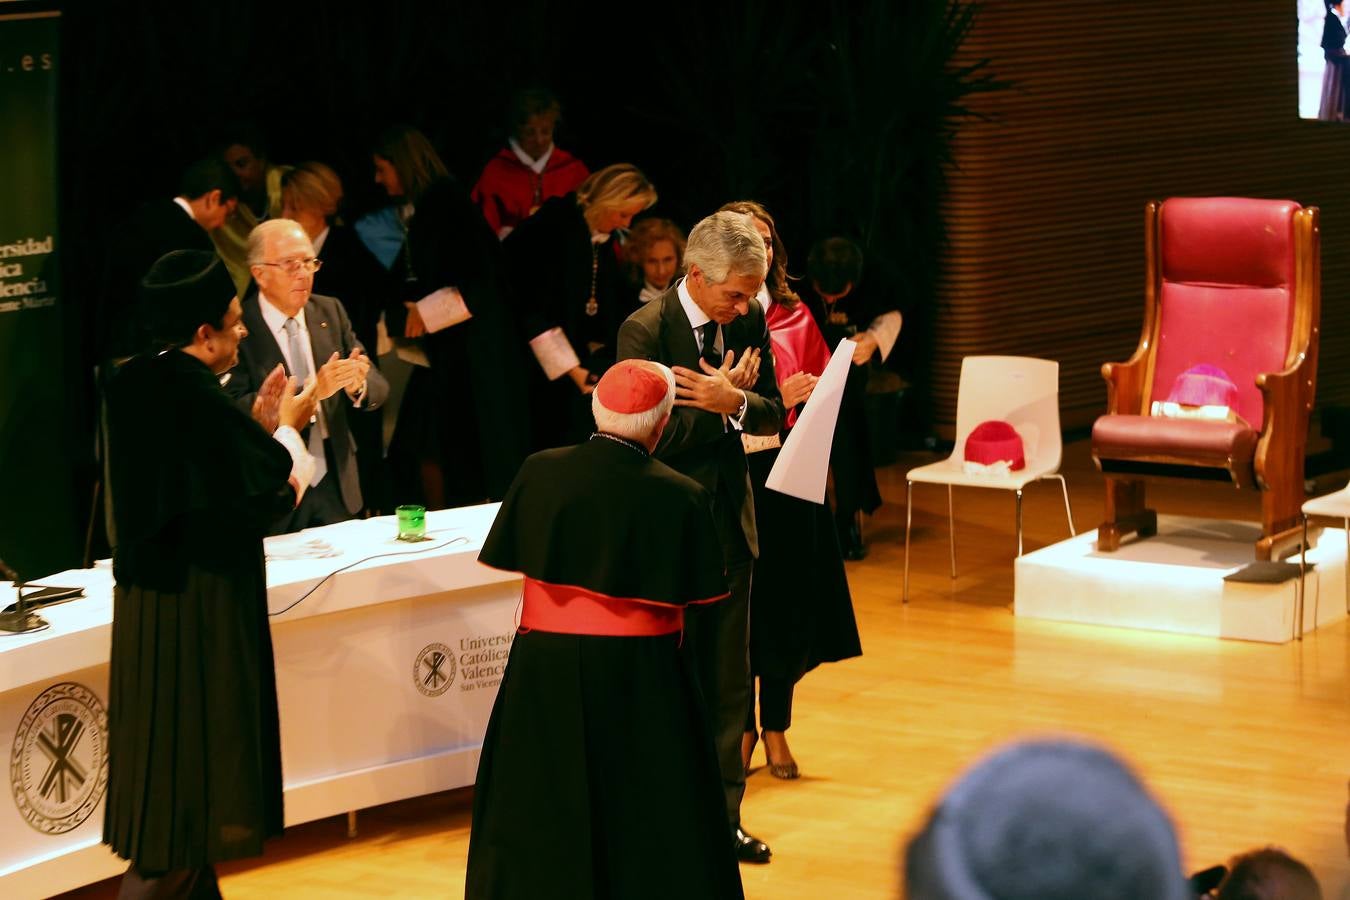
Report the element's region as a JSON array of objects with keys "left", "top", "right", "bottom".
[
  {"left": 247, "top": 218, "right": 311, "bottom": 267},
  {"left": 591, "top": 361, "right": 676, "bottom": 442},
  {"left": 683, "top": 210, "right": 767, "bottom": 285}
]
